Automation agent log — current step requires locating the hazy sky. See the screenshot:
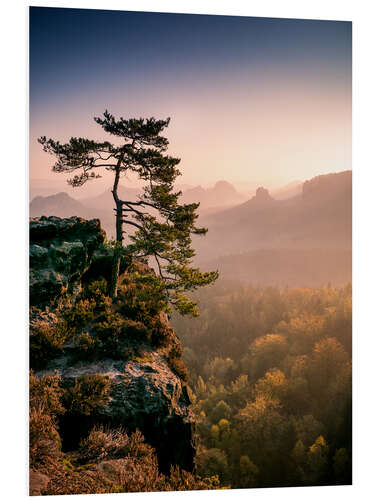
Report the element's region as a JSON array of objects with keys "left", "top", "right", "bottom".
[{"left": 29, "top": 7, "right": 351, "bottom": 196}]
